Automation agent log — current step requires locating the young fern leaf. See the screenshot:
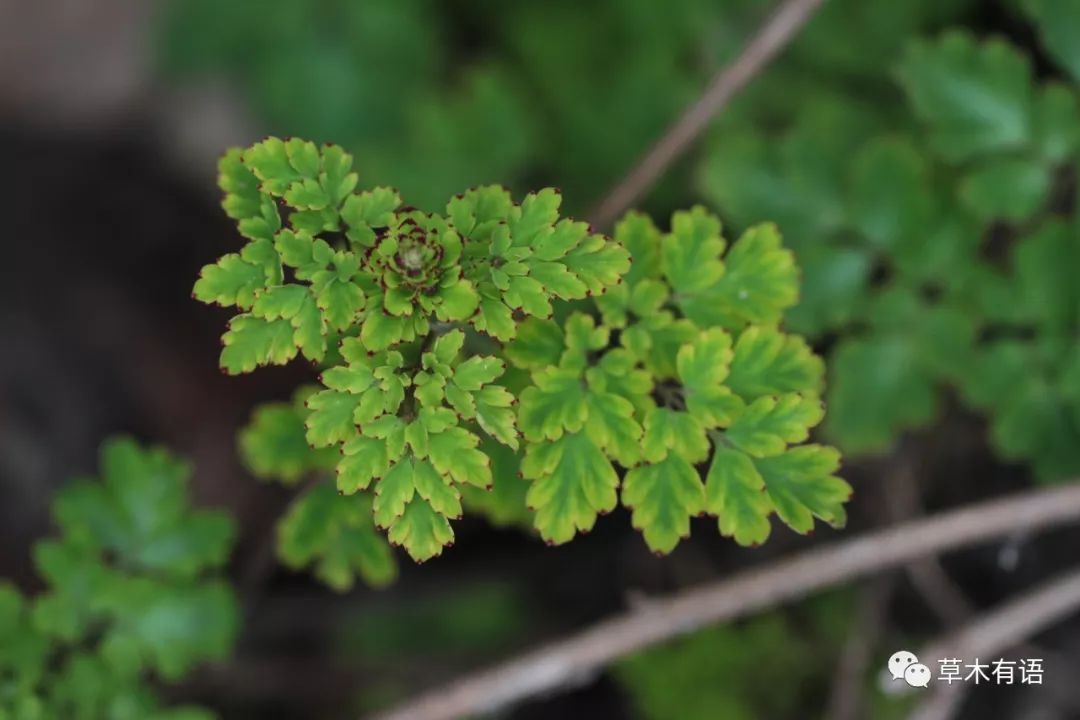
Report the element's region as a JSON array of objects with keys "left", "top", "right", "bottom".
[{"left": 200, "top": 138, "right": 847, "bottom": 582}]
